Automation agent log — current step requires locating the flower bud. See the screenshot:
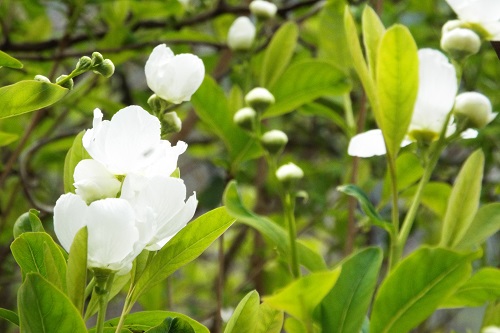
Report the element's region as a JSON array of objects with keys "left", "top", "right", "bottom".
[
  {"left": 454, "top": 92, "right": 497, "bottom": 128},
  {"left": 162, "top": 111, "right": 182, "bottom": 134},
  {"left": 56, "top": 75, "right": 74, "bottom": 90},
  {"left": 441, "top": 28, "right": 481, "bottom": 59},
  {"left": 227, "top": 17, "right": 256, "bottom": 51},
  {"left": 245, "top": 87, "right": 275, "bottom": 113},
  {"left": 276, "top": 162, "right": 303, "bottom": 185},
  {"left": 261, "top": 129, "right": 288, "bottom": 154},
  {"left": 93, "top": 59, "right": 115, "bottom": 78},
  {"left": 233, "top": 107, "right": 257, "bottom": 131},
  {"left": 442, "top": 20, "right": 463, "bottom": 34},
  {"left": 76, "top": 56, "right": 92, "bottom": 71},
  {"left": 34, "top": 75, "right": 51, "bottom": 83},
  {"left": 148, "top": 94, "right": 171, "bottom": 115},
  {"left": 249, "top": 0, "right": 278, "bottom": 20},
  {"left": 483, "top": 327, "right": 500, "bottom": 333},
  {"left": 91, "top": 52, "right": 104, "bottom": 66}
]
